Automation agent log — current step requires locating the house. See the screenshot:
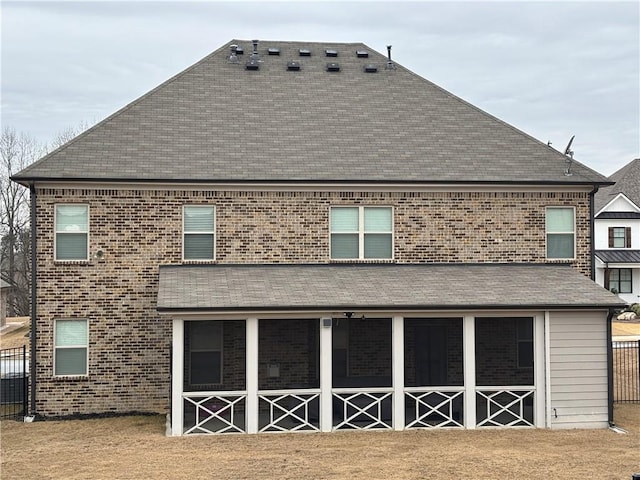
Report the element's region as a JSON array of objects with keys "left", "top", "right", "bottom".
[
  {"left": 12, "top": 40, "right": 624, "bottom": 435},
  {"left": 0, "top": 279, "right": 10, "bottom": 328},
  {"left": 594, "top": 159, "right": 640, "bottom": 305}
]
